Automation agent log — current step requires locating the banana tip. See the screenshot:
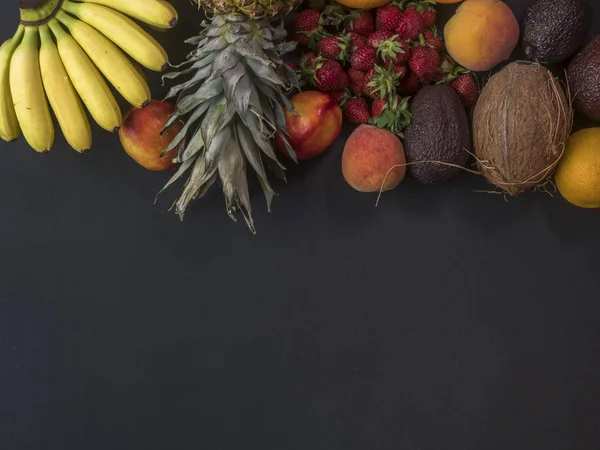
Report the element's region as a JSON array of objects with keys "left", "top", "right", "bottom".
[{"left": 169, "top": 18, "right": 178, "bottom": 28}]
